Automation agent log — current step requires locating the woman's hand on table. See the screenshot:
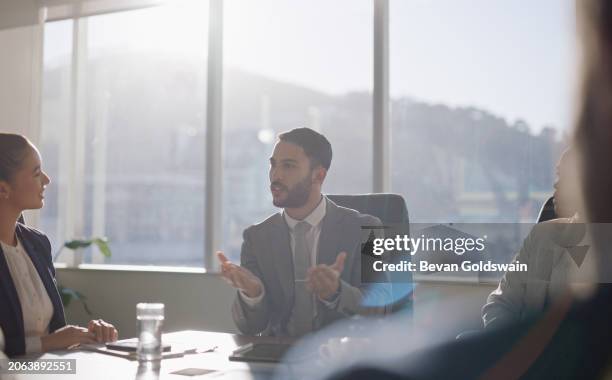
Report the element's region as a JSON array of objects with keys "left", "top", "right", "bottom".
[{"left": 87, "top": 319, "right": 118, "bottom": 343}]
